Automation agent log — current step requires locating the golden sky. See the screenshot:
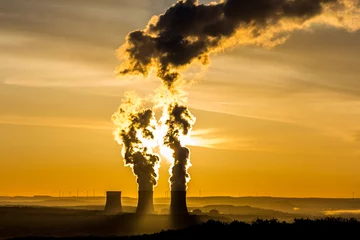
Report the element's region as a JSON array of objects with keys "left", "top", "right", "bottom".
[{"left": 1, "top": 0, "right": 360, "bottom": 198}]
